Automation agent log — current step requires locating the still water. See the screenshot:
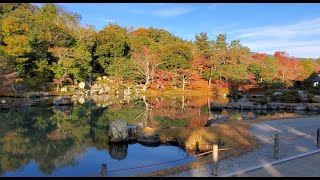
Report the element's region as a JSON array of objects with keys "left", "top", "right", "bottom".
[{"left": 0, "top": 95, "right": 317, "bottom": 176}]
